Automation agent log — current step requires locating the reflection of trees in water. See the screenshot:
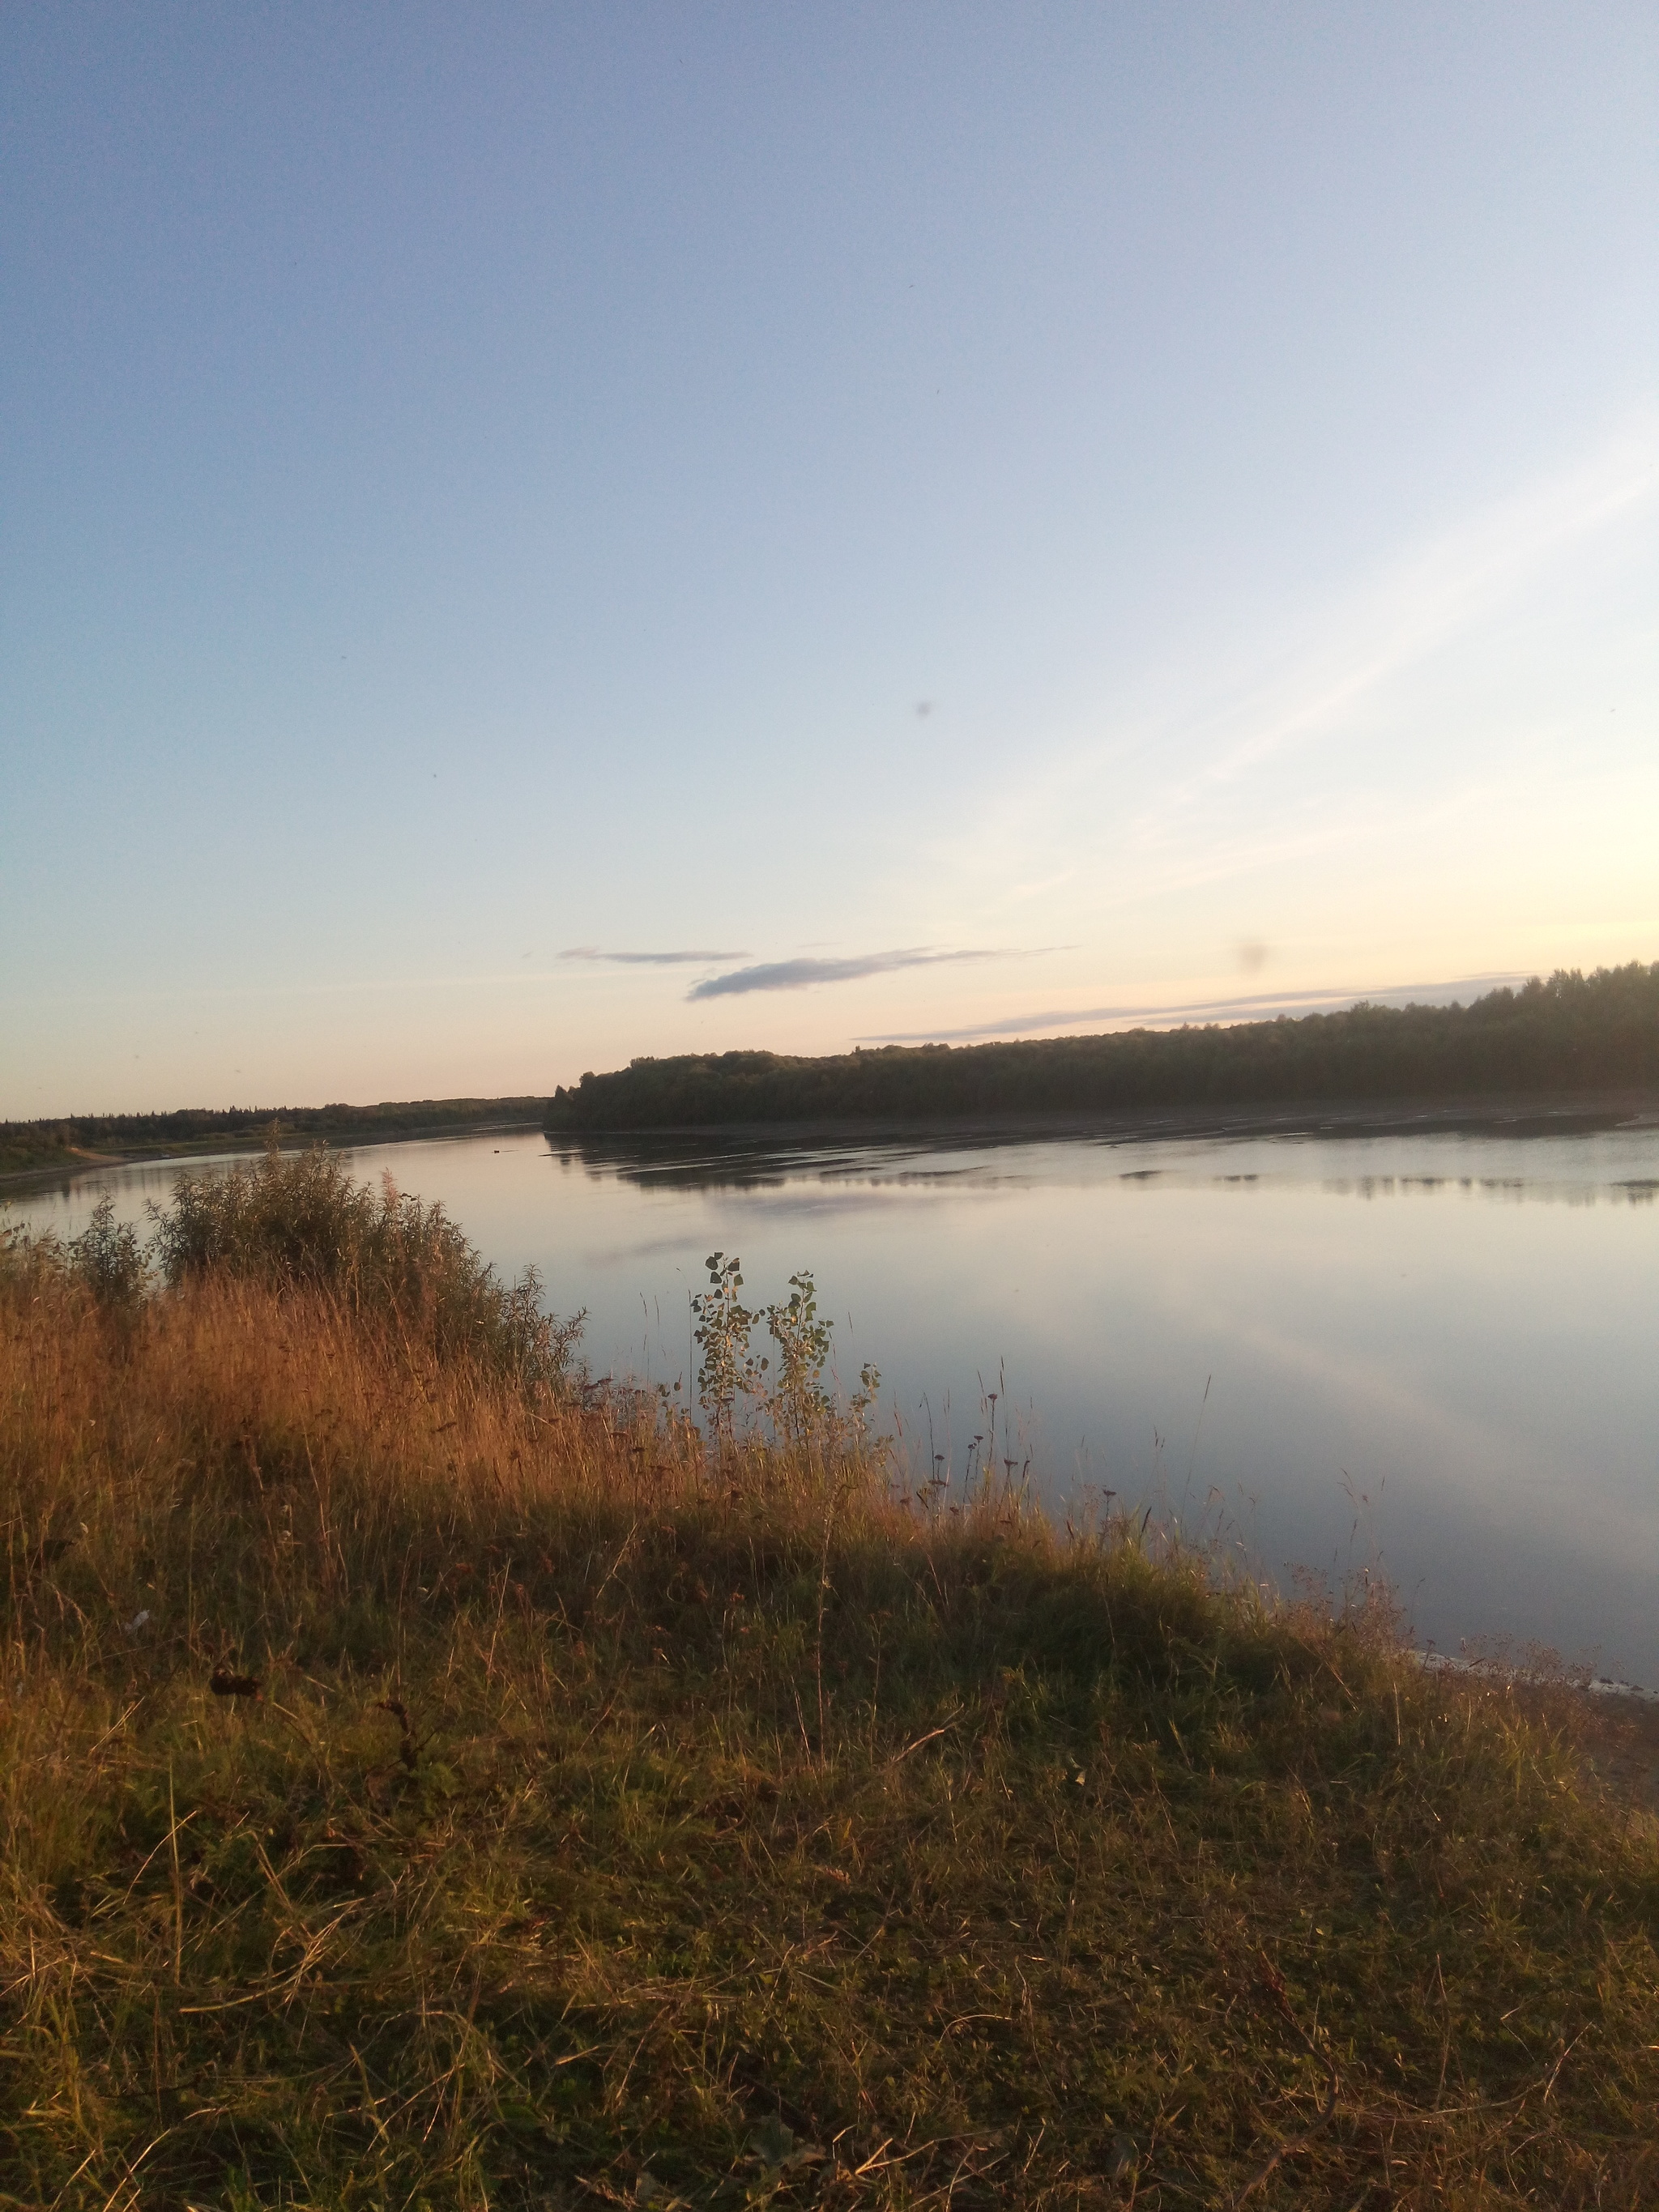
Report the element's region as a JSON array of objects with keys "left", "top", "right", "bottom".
[{"left": 552, "top": 1127, "right": 1659, "bottom": 1208}]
